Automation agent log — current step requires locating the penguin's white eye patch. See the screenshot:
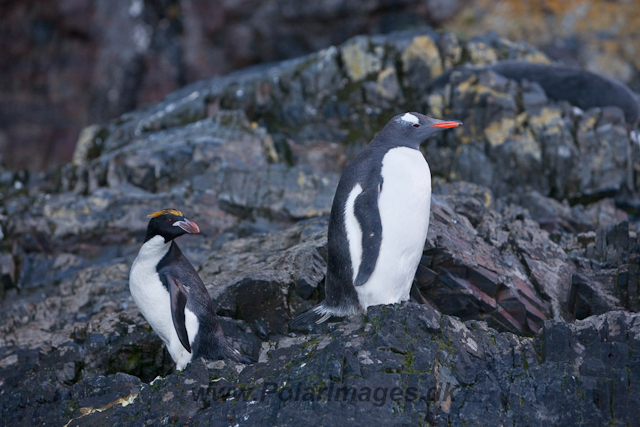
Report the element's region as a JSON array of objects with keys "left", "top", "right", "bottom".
[{"left": 398, "top": 113, "right": 419, "bottom": 125}]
